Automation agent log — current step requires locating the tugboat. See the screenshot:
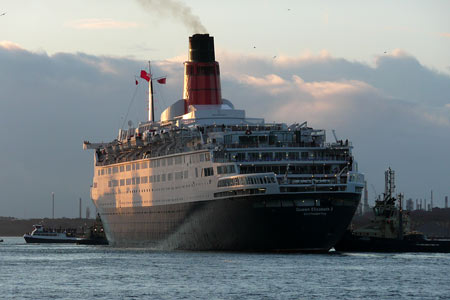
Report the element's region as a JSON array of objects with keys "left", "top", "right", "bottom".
[
  {"left": 23, "top": 224, "right": 85, "bottom": 244},
  {"left": 77, "top": 214, "right": 108, "bottom": 245},
  {"left": 335, "top": 168, "right": 450, "bottom": 252}
]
